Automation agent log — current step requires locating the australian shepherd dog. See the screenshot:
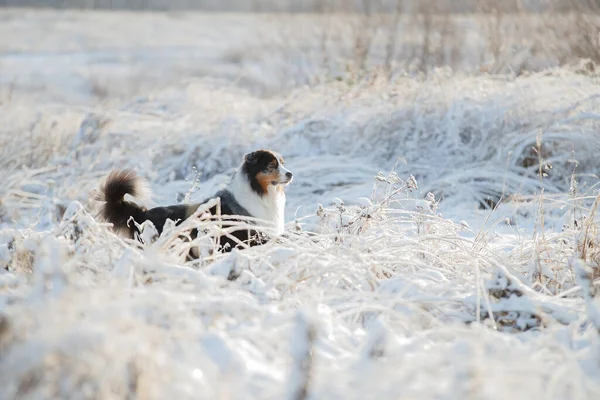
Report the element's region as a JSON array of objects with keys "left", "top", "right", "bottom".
[{"left": 96, "top": 150, "right": 293, "bottom": 255}]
